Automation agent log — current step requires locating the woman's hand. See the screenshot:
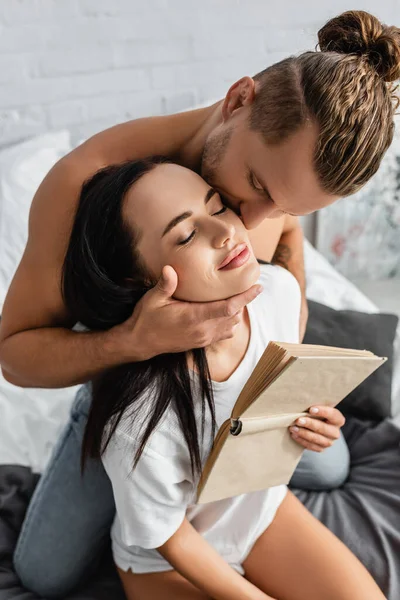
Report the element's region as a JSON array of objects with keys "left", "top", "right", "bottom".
[{"left": 289, "top": 406, "right": 345, "bottom": 452}]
